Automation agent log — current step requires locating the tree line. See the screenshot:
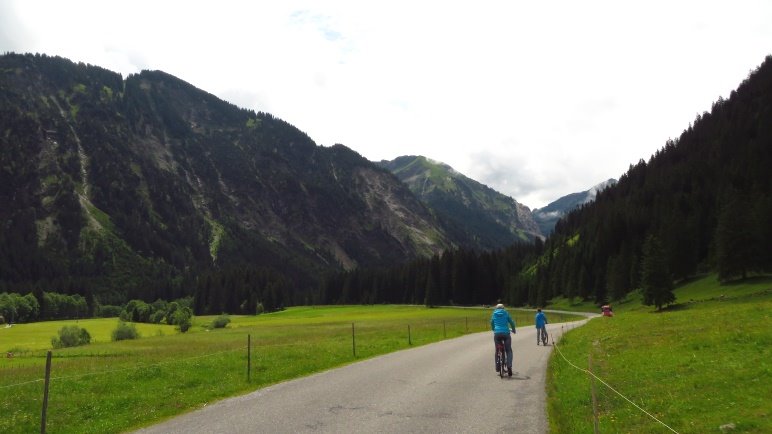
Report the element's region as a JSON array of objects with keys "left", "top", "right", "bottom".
[
  {"left": 535, "top": 55, "right": 772, "bottom": 306},
  {"left": 0, "top": 291, "right": 88, "bottom": 323},
  {"left": 319, "top": 56, "right": 772, "bottom": 309},
  {"left": 2, "top": 54, "right": 770, "bottom": 316},
  {"left": 319, "top": 243, "right": 543, "bottom": 306}
]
